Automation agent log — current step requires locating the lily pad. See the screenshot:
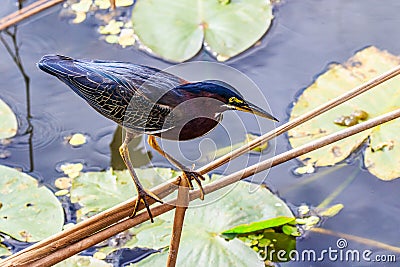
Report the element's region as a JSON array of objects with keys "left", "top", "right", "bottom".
[
  {"left": 72, "top": 168, "right": 293, "bottom": 265},
  {"left": 0, "top": 98, "right": 17, "bottom": 139},
  {"left": 0, "top": 238, "right": 11, "bottom": 257},
  {"left": 288, "top": 46, "right": 400, "bottom": 180},
  {"left": 128, "top": 179, "right": 293, "bottom": 266},
  {"left": 133, "top": 237, "right": 262, "bottom": 266},
  {"left": 68, "top": 133, "right": 87, "bottom": 147},
  {"left": 70, "top": 168, "right": 181, "bottom": 220},
  {"left": 0, "top": 165, "right": 64, "bottom": 242},
  {"left": 222, "top": 216, "right": 295, "bottom": 238},
  {"left": 132, "top": 0, "right": 273, "bottom": 62},
  {"left": 54, "top": 255, "right": 112, "bottom": 267}
]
